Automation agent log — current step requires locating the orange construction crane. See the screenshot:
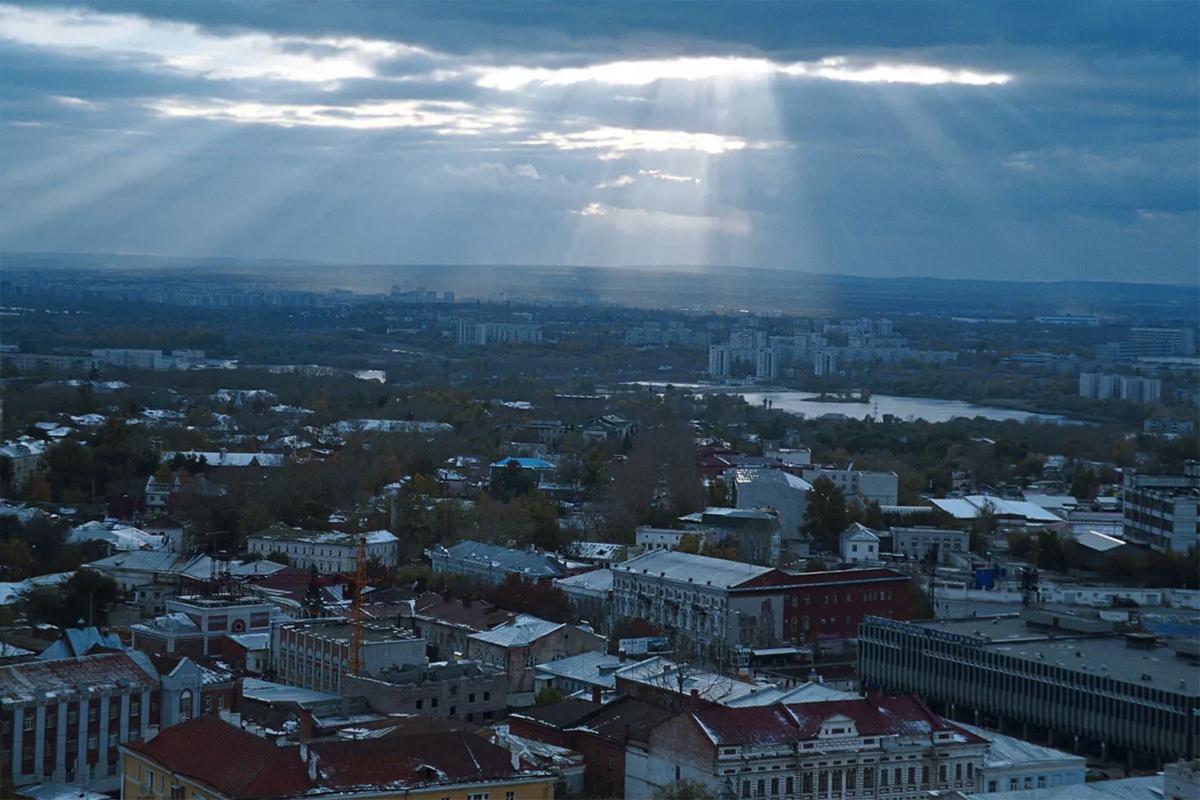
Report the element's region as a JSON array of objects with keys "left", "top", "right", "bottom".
[{"left": 348, "top": 534, "right": 367, "bottom": 676}]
